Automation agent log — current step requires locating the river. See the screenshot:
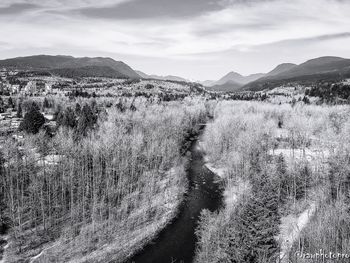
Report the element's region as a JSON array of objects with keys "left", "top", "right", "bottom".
[{"left": 127, "top": 126, "right": 223, "bottom": 263}]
